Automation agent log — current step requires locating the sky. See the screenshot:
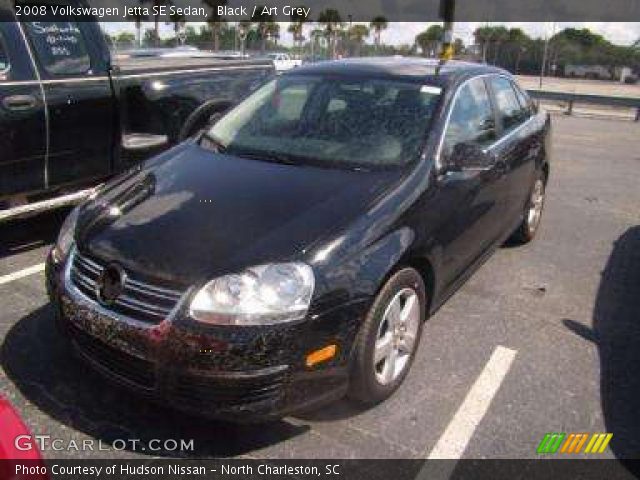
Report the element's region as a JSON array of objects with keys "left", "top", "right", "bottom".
[{"left": 102, "top": 21, "right": 640, "bottom": 48}]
